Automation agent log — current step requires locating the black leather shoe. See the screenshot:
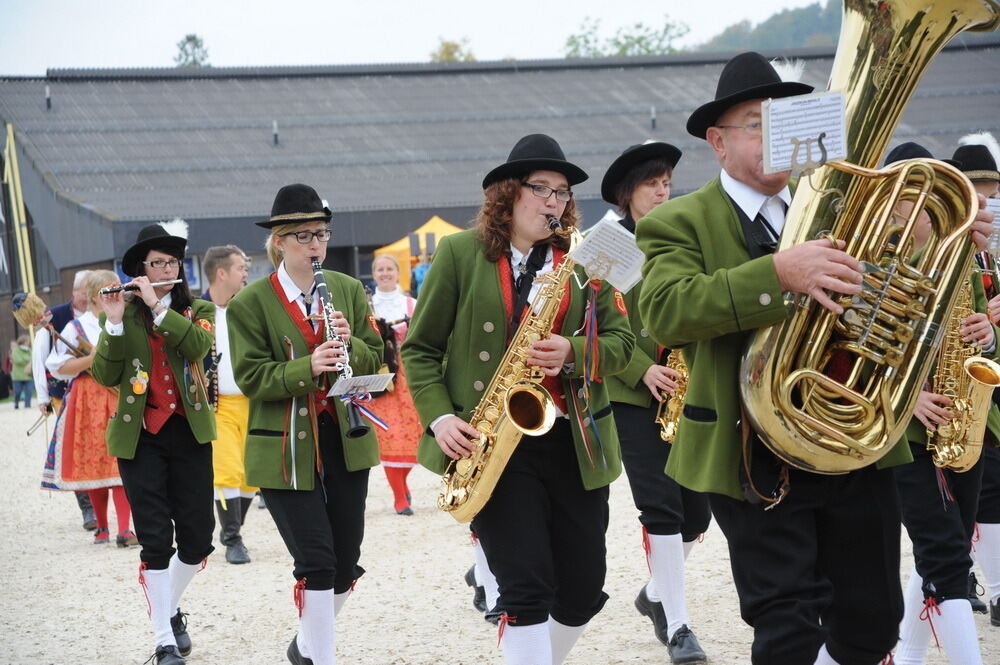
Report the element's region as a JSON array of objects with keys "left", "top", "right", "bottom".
[
  {"left": 667, "top": 625, "right": 707, "bottom": 664},
  {"left": 991, "top": 599, "right": 1000, "bottom": 627},
  {"left": 287, "top": 633, "right": 314, "bottom": 665},
  {"left": 147, "top": 645, "right": 185, "bottom": 665},
  {"left": 465, "top": 565, "right": 487, "bottom": 612},
  {"left": 970, "top": 572, "right": 988, "bottom": 614},
  {"left": 226, "top": 541, "right": 251, "bottom": 564},
  {"left": 170, "top": 610, "right": 191, "bottom": 656},
  {"left": 634, "top": 585, "right": 669, "bottom": 645}
]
